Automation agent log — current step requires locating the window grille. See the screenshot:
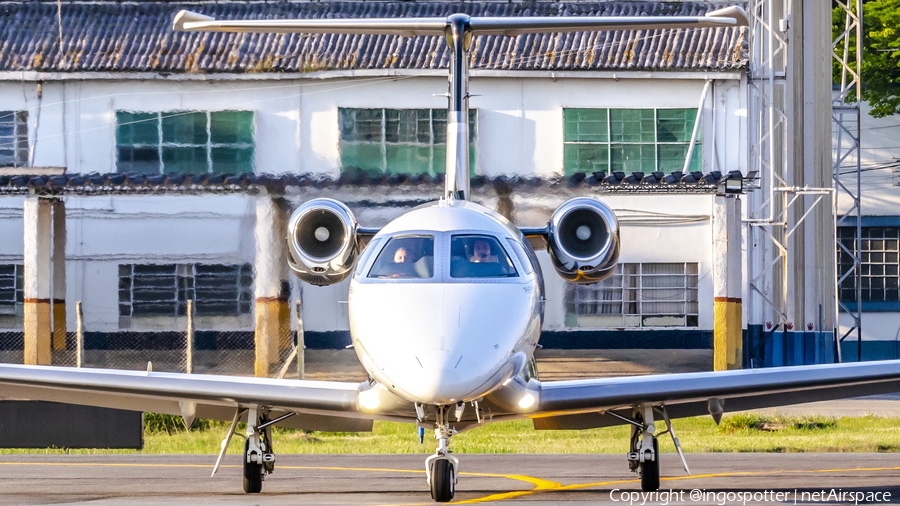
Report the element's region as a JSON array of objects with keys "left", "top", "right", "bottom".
[
  {"left": 838, "top": 227, "right": 900, "bottom": 303},
  {"left": 116, "top": 111, "right": 254, "bottom": 174},
  {"left": 0, "top": 264, "right": 23, "bottom": 316},
  {"left": 0, "top": 111, "right": 28, "bottom": 167},
  {"left": 563, "top": 108, "right": 701, "bottom": 175},
  {"left": 118, "top": 263, "right": 253, "bottom": 318},
  {"left": 565, "top": 263, "right": 699, "bottom": 328},
  {"left": 339, "top": 108, "right": 477, "bottom": 176}
]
